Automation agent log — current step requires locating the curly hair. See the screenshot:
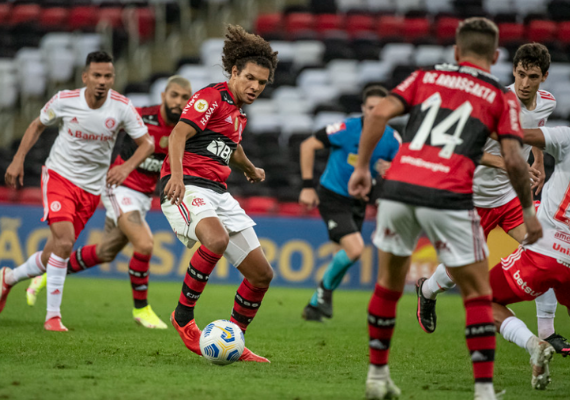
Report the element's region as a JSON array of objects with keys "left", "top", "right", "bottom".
[
  {"left": 222, "top": 25, "right": 279, "bottom": 82},
  {"left": 513, "top": 43, "right": 551, "bottom": 75}
]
